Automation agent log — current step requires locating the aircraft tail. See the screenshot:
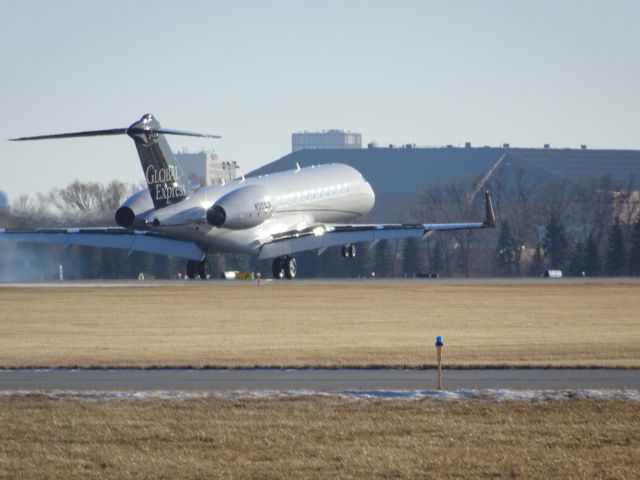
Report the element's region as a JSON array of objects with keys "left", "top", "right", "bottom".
[
  {"left": 10, "top": 113, "right": 220, "bottom": 210},
  {"left": 127, "top": 114, "right": 201, "bottom": 210}
]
